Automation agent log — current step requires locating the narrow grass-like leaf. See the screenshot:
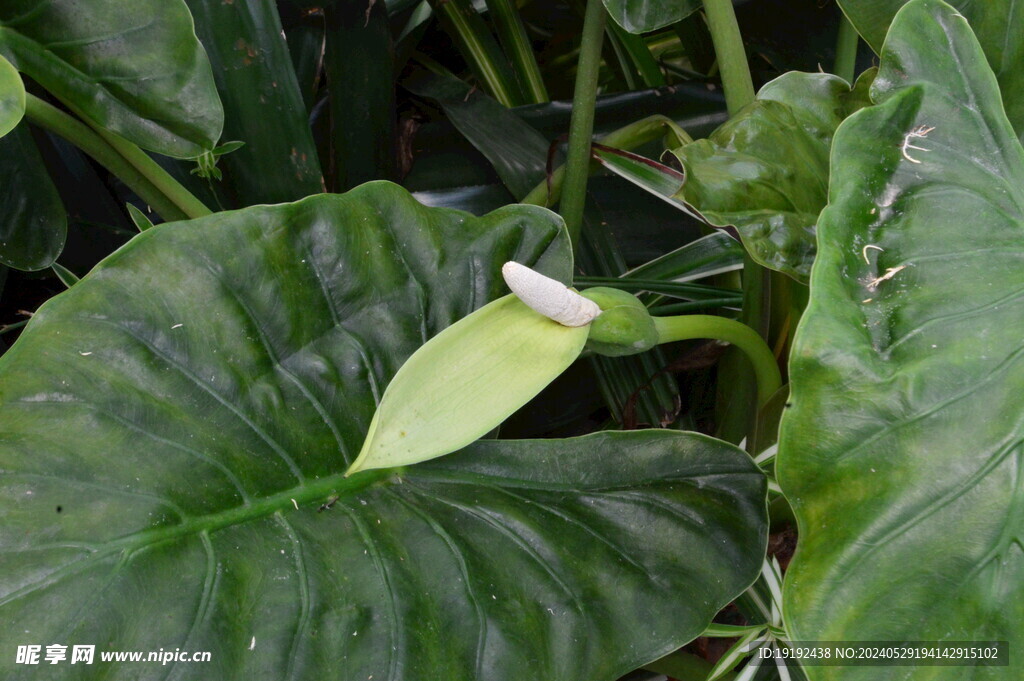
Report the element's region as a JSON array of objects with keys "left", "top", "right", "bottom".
[{"left": 624, "top": 233, "right": 744, "bottom": 283}]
